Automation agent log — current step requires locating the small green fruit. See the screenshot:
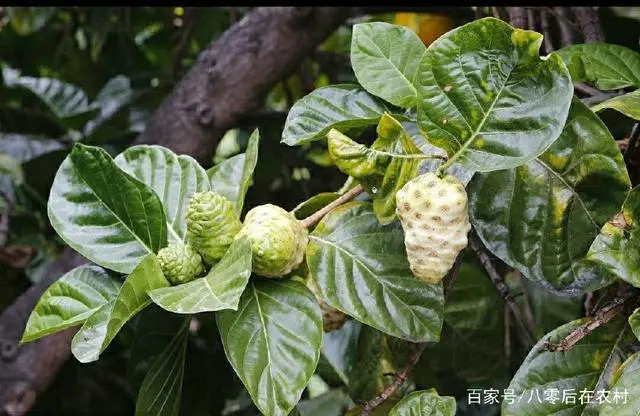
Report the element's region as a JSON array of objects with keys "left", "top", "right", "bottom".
[
  {"left": 236, "top": 204, "right": 308, "bottom": 278},
  {"left": 158, "top": 243, "right": 205, "bottom": 285},
  {"left": 187, "top": 191, "right": 242, "bottom": 264},
  {"left": 396, "top": 172, "right": 471, "bottom": 284}
]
